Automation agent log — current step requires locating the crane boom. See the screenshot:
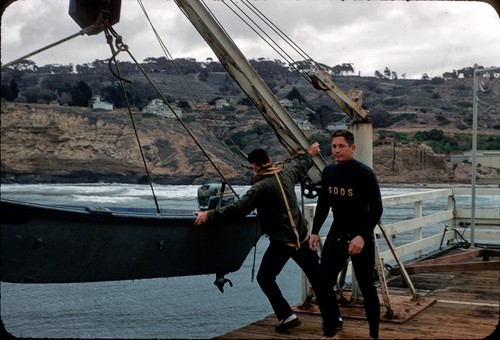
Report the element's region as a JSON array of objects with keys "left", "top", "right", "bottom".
[
  {"left": 174, "top": 0, "right": 325, "bottom": 183},
  {"left": 309, "top": 70, "right": 369, "bottom": 122}
]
